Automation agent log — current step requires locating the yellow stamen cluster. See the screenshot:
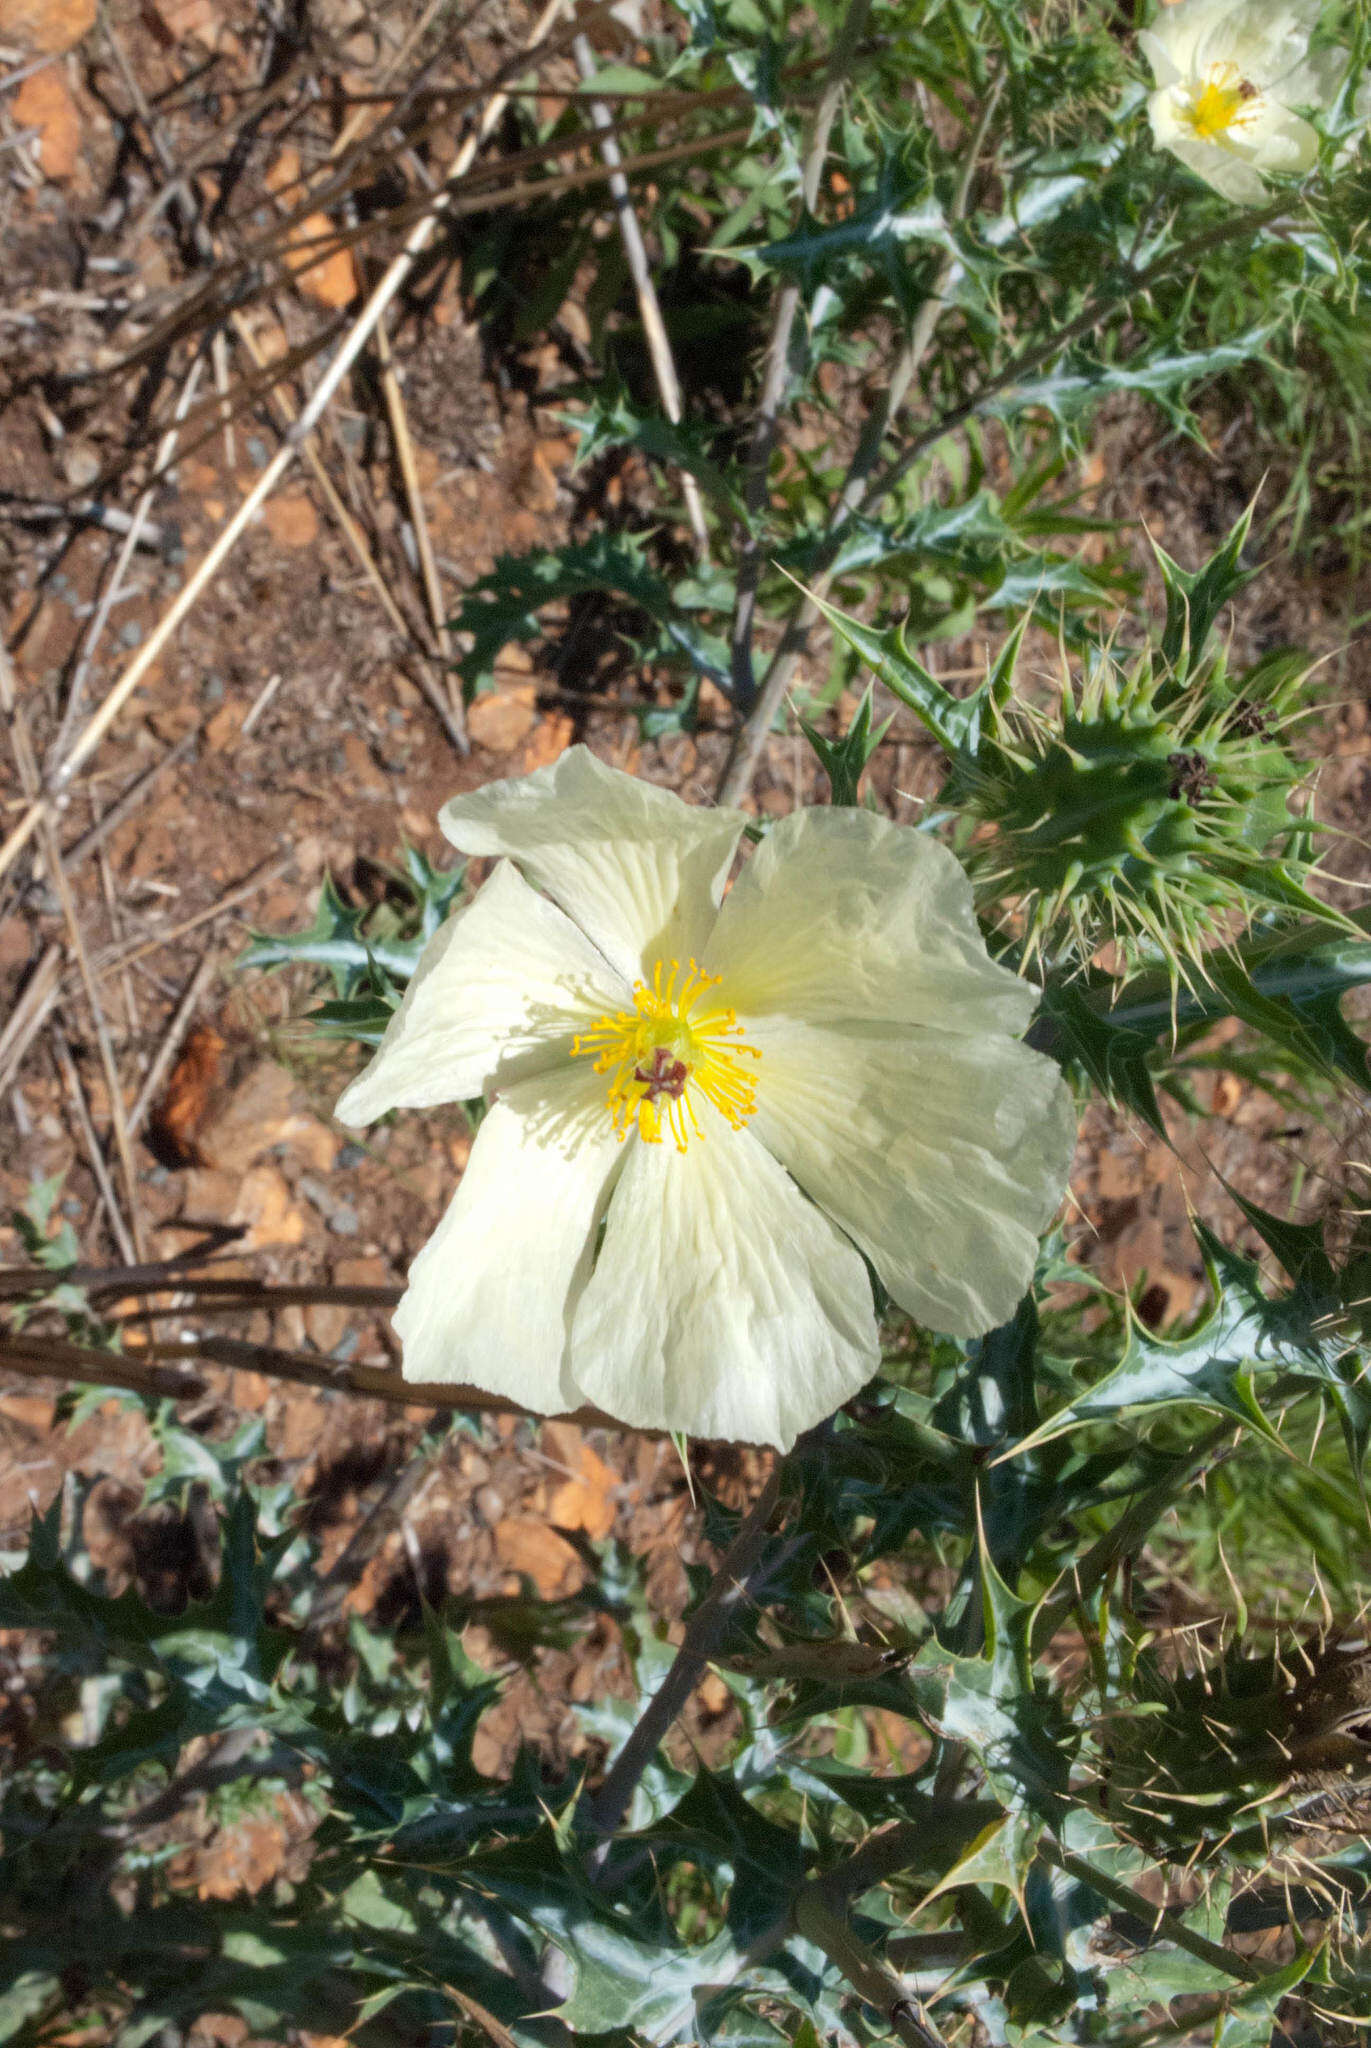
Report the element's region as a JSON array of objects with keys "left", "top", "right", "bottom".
[
  {"left": 1183, "top": 61, "right": 1261, "bottom": 142},
  {"left": 572, "top": 958, "right": 761, "bottom": 1152}
]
